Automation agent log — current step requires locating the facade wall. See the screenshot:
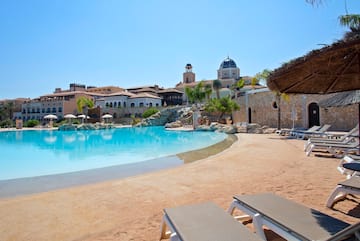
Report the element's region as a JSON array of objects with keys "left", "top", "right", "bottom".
[{"left": 233, "top": 89, "right": 358, "bottom": 131}]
